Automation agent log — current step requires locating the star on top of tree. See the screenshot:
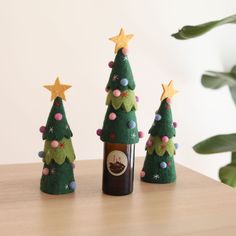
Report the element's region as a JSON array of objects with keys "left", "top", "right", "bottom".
[
  {"left": 109, "top": 28, "right": 134, "bottom": 54},
  {"left": 44, "top": 77, "right": 71, "bottom": 101},
  {"left": 160, "top": 80, "right": 178, "bottom": 101}
]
